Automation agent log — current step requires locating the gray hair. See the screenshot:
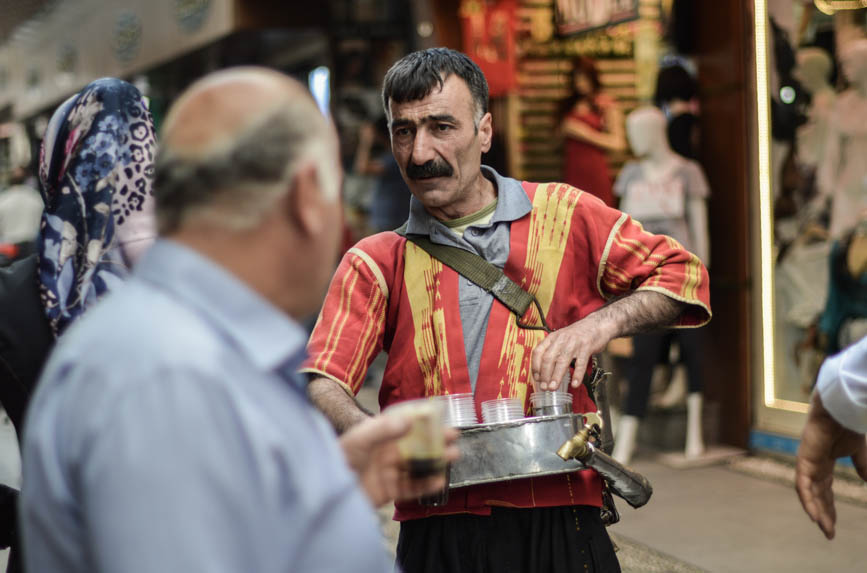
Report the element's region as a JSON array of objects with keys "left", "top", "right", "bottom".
[{"left": 154, "top": 106, "right": 336, "bottom": 234}]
